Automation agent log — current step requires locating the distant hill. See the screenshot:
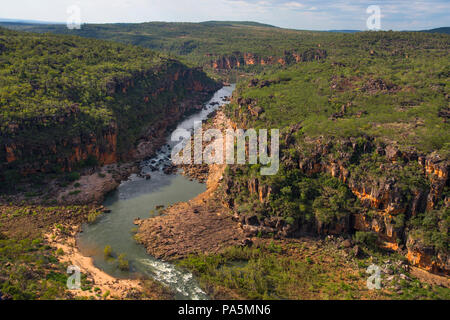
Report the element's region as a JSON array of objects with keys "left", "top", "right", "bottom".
[
  {"left": 1, "top": 20, "right": 449, "bottom": 83},
  {"left": 421, "top": 27, "right": 450, "bottom": 34},
  {"left": 328, "top": 28, "right": 450, "bottom": 34},
  {"left": 327, "top": 30, "right": 361, "bottom": 33},
  {"left": 0, "top": 18, "right": 64, "bottom": 24},
  {"left": 0, "top": 20, "right": 329, "bottom": 74},
  {"left": 199, "top": 21, "right": 277, "bottom": 28}
]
